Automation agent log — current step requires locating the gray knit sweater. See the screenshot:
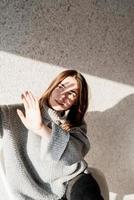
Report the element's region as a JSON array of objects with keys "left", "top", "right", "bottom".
[{"left": 0, "top": 103, "right": 90, "bottom": 200}]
